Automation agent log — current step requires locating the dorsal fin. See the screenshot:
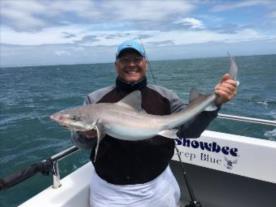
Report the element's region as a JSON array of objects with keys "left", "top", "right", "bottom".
[
  {"left": 116, "top": 90, "right": 143, "bottom": 111},
  {"left": 189, "top": 88, "right": 204, "bottom": 103},
  {"left": 189, "top": 88, "right": 217, "bottom": 111}
]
